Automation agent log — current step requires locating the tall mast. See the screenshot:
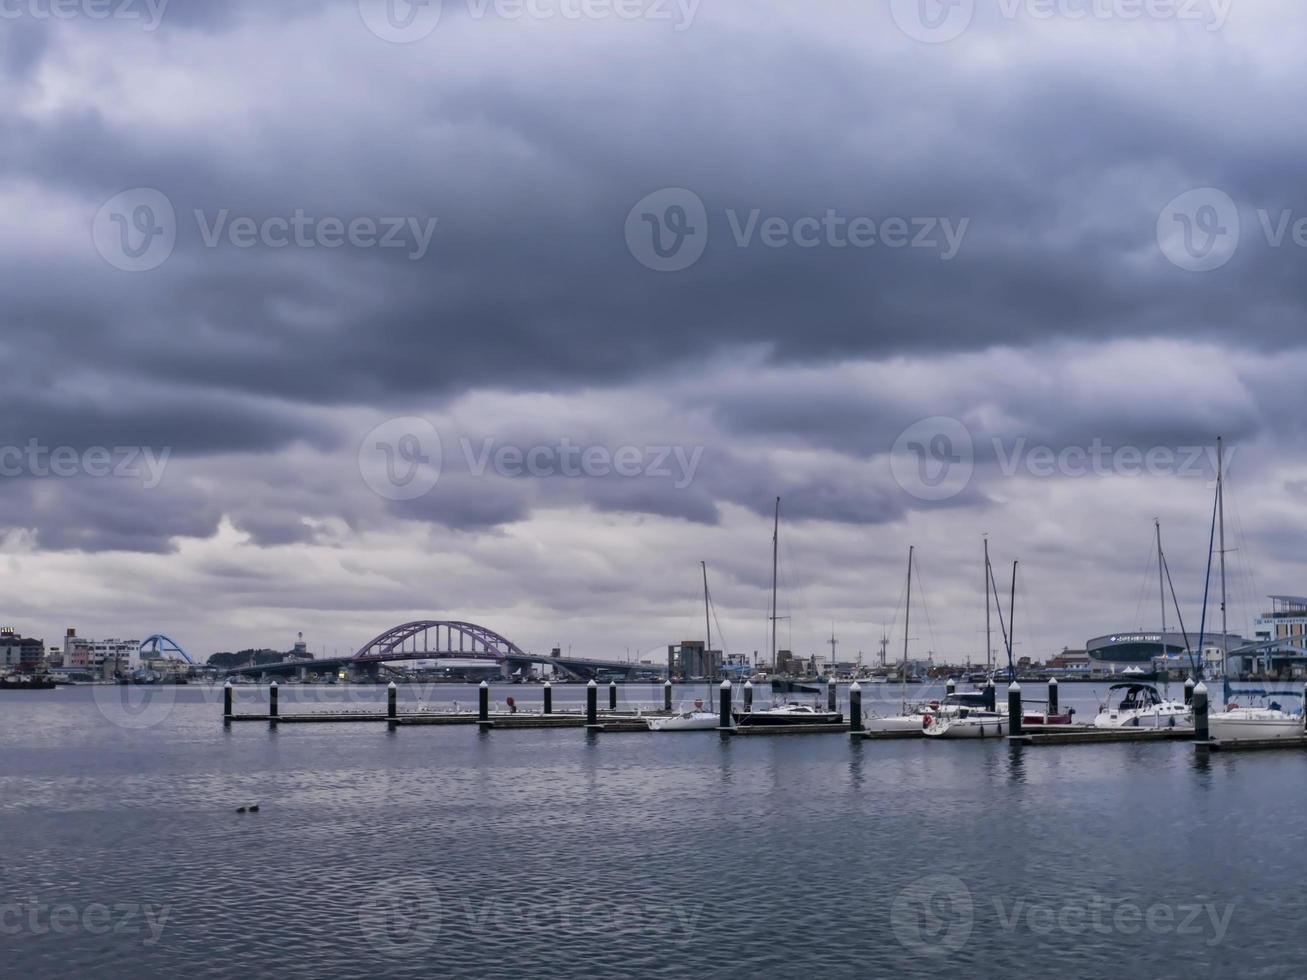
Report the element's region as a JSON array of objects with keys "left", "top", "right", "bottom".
[
  {"left": 1218, "top": 437, "right": 1228, "bottom": 667},
  {"left": 1007, "top": 560, "right": 1018, "bottom": 677},
  {"left": 983, "top": 535, "right": 992, "bottom": 671},
  {"left": 1156, "top": 519, "right": 1167, "bottom": 638},
  {"left": 902, "top": 546, "right": 913, "bottom": 710},
  {"left": 770, "top": 496, "right": 780, "bottom": 672},
  {"left": 702, "top": 561, "right": 712, "bottom": 677}
]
